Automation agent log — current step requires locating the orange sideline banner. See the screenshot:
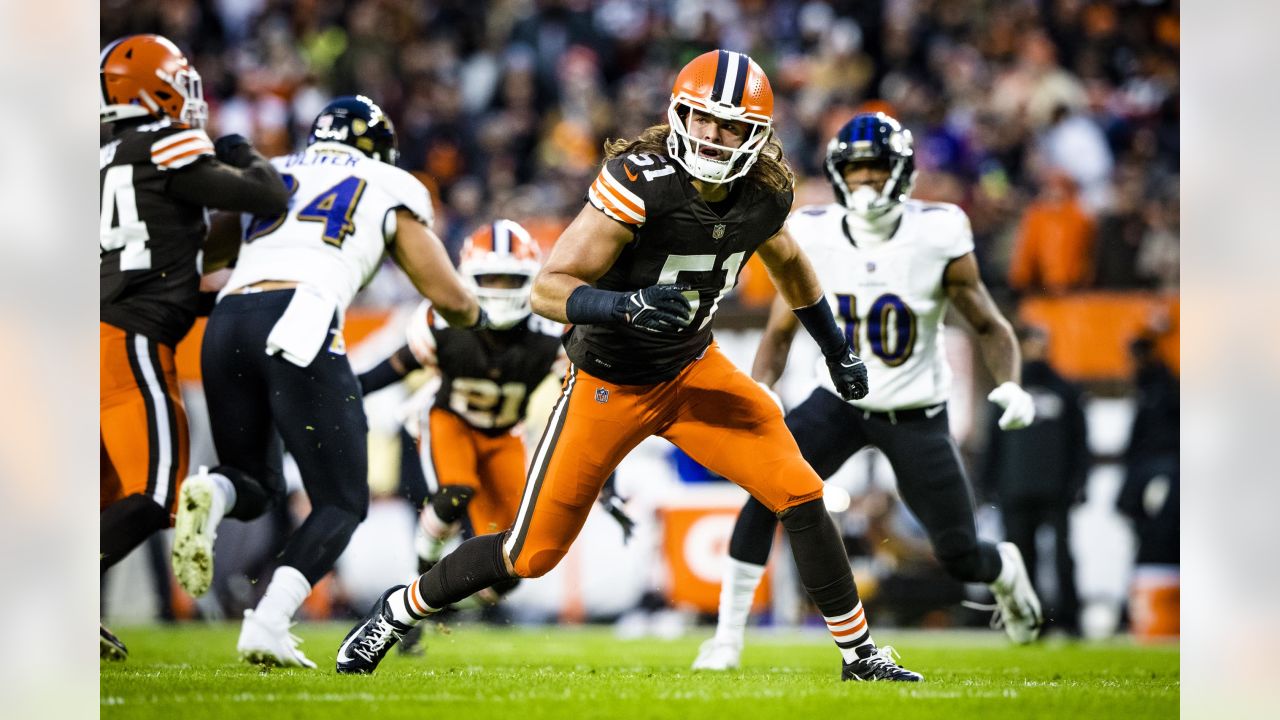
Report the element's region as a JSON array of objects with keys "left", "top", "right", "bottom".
[
  {"left": 1017, "top": 292, "right": 1179, "bottom": 381},
  {"left": 660, "top": 506, "right": 770, "bottom": 614}
]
